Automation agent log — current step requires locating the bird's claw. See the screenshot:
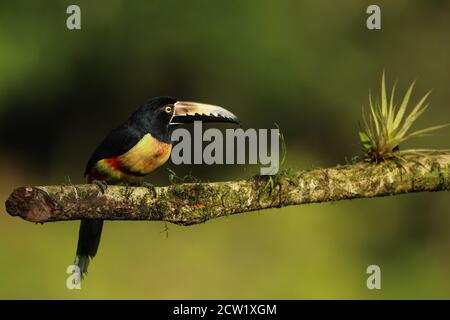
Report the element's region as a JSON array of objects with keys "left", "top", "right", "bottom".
[
  {"left": 92, "top": 180, "right": 108, "bottom": 194},
  {"left": 140, "top": 182, "right": 157, "bottom": 198}
]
